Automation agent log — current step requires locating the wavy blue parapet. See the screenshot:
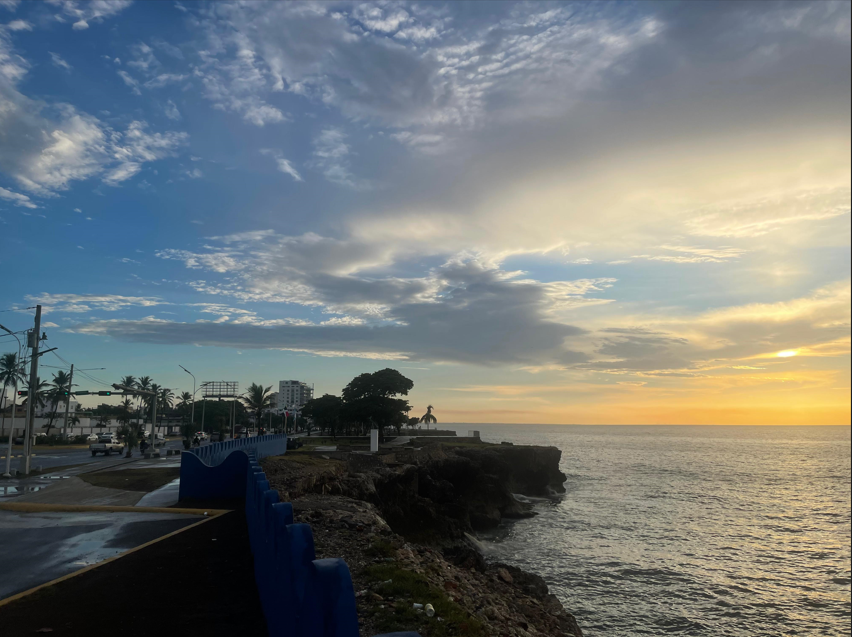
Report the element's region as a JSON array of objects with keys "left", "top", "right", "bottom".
[
  {"left": 178, "top": 434, "right": 287, "bottom": 500},
  {"left": 178, "top": 440, "right": 421, "bottom": 637}
]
